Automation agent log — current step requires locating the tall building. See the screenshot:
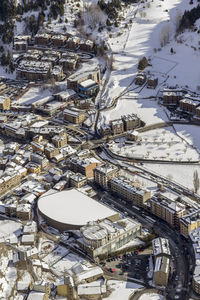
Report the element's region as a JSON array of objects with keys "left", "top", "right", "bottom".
[
  {"left": 121, "top": 114, "right": 141, "bottom": 131},
  {"left": 78, "top": 217, "right": 141, "bottom": 258},
  {"left": 154, "top": 256, "right": 170, "bottom": 286},
  {"left": 94, "top": 164, "right": 119, "bottom": 188},
  {"left": 180, "top": 210, "right": 200, "bottom": 238},
  {"left": 63, "top": 108, "right": 86, "bottom": 124},
  {"left": 109, "top": 176, "right": 151, "bottom": 207},
  {"left": 70, "top": 156, "right": 102, "bottom": 179},
  {"left": 150, "top": 192, "right": 186, "bottom": 228},
  {"left": 152, "top": 237, "right": 171, "bottom": 259},
  {"left": 110, "top": 119, "right": 124, "bottom": 135}
]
